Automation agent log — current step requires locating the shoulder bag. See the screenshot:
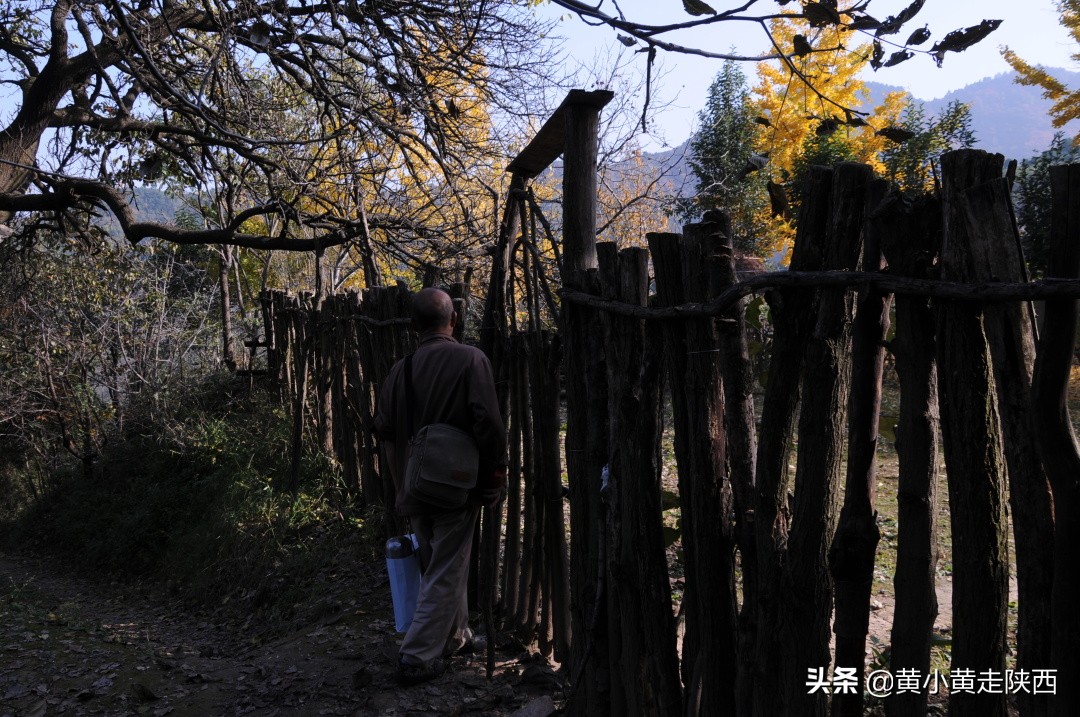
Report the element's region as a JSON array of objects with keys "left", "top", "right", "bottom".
[{"left": 404, "top": 353, "right": 479, "bottom": 509}]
